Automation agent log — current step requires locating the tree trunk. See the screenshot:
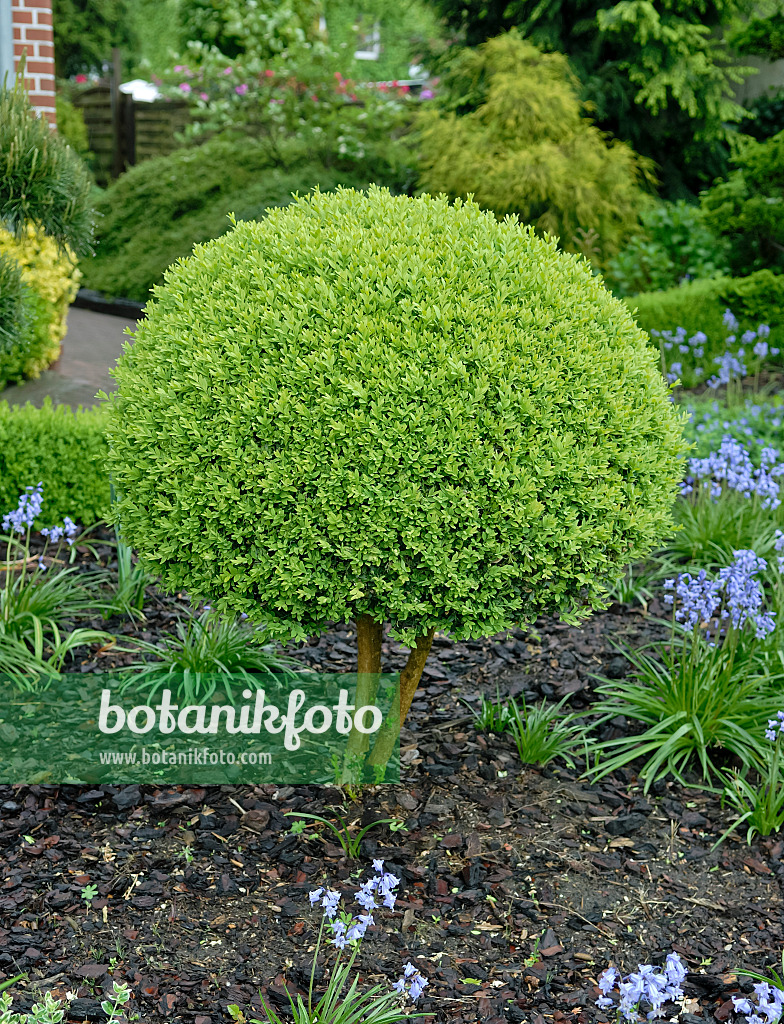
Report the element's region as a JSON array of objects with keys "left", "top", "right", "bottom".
[
  {"left": 341, "top": 615, "right": 384, "bottom": 776},
  {"left": 366, "top": 628, "right": 435, "bottom": 770}
]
